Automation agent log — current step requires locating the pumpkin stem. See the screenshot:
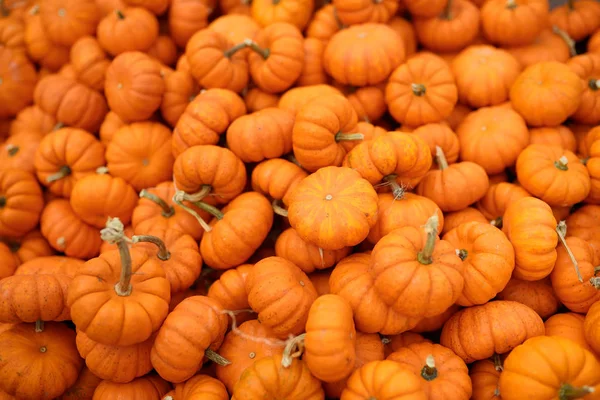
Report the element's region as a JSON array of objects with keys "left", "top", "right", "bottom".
[
  {"left": 183, "top": 185, "right": 212, "bottom": 203},
  {"left": 287, "top": 153, "right": 303, "bottom": 168},
  {"left": 381, "top": 336, "right": 391, "bottom": 345},
  {"left": 494, "top": 387, "right": 501, "bottom": 397},
  {"left": 319, "top": 247, "right": 325, "bottom": 268},
  {"left": 205, "top": 349, "right": 231, "bottom": 366},
  {"left": 281, "top": 334, "right": 306, "bottom": 368},
  {"left": 383, "top": 175, "right": 405, "bottom": 200},
  {"left": 456, "top": 249, "right": 468, "bottom": 261},
  {"left": 493, "top": 354, "right": 504, "bottom": 371},
  {"left": 132, "top": 235, "right": 171, "bottom": 261},
  {"left": 46, "top": 165, "right": 71, "bottom": 183},
  {"left": 554, "top": 155, "right": 569, "bottom": 171},
  {"left": 221, "top": 309, "right": 287, "bottom": 347},
  {"left": 505, "top": 0, "right": 517, "bottom": 9},
  {"left": 35, "top": 320, "right": 44, "bottom": 333},
  {"left": 244, "top": 39, "right": 270, "bottom": 59},
  {"left": 435, "top": 146, "right": 449, "bottom": 170},
  {"left": 0, "top": 196, "right": 6, "bottom": 208},
  {"left": 96, "top": 166, "right": 109, "bottom": 174},
  {"left": 421, "top": 355, "right": 438, "bottom": 381},
  {"left": 417, "top": 214, "right": 440, "bottom": 265},
  {"left": 490, "top": 217, "right": 503, "bottom": 228},
  {"left": 6, "top": 144, "right": 18, "bottom": 157},
  {"left": 139, "top": 189, "right": 175, "bottom": 218},
  {"left": 590, "top": 276, "right": 600, "bottom": 289},
  {"left": 100, "top": 218, "right": 134, "bottom": 296},
  {"left": 332, "top": 6, "right": 347, "bottom": 29},
  {"left": 335, "top": 132, "right": 364, "bottom": 142},
  {"left": 558, "top": 384, "right": 595, "bottom": 400},
  {"left": 567, "top": 0, "right": 575, "bottom": 10},
  {"left": 556, "top": 221, "right": 583, "bottom": 283},
  {"left": 411, "top": 83, "right": 427, "bottom": 96},
  {"left": 115, "top": 9, "right": 125, "bottom": 19},
  {"left": 552, "top": 25, "right": 577, "bottom": 57},
  {"left": 224, "top": 40, "right": 252, "bottom": 58},
  {"left": 272, "top": 199, "right": 289, "bottom": 217},
  {"left": 194, "top": 201, "right": 224, "bottom": 220},
  {"left": 589, "top": 79, "right": 600, "bottom": 91},
  {"left": 0, "top": 0, "right": 8, "bottom": 17},
  {"left": 442, "top": 0, "right": 453, "bottom": 20},
  {"left": 53, "top": 122, "right": 64, "bottom": 131},
  {"left": 173, "top": 191, "right": 212, "bottom": 232}
]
